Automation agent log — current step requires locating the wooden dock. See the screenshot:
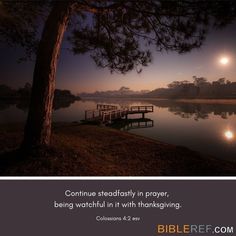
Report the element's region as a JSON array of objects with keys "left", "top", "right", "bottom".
[{"left": 84, "top": 104, "right": 154, "bottom": 123}]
